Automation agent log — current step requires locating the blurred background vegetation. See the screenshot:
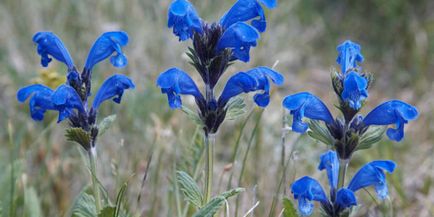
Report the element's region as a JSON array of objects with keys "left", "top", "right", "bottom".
[{"left": 0, "top": 0, "right": 433, "bottom": 216}]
